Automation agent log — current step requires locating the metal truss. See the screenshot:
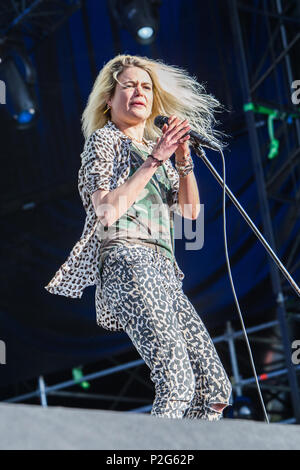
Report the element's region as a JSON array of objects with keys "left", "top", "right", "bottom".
[
  {"left": 3, "top": 318, "right": 300, "bottom": 423},
  {"left": 2, "top": 357, "right": 150, "bottom": 408},
  {"left": 228, "top": 0, "right": 300, "bottom": 422},
  {"left": 0, "top": 0, "right": 82, "bottom": 50}
]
